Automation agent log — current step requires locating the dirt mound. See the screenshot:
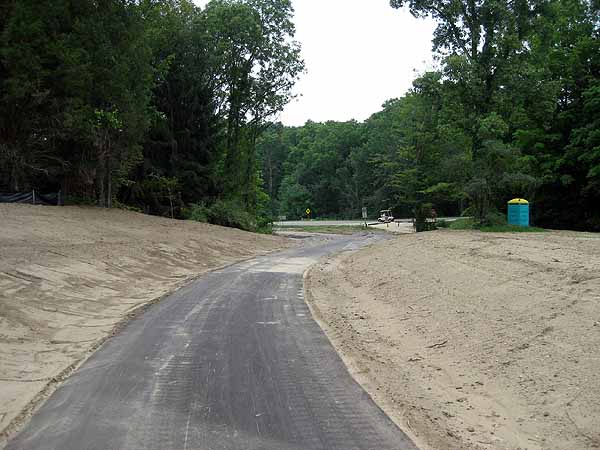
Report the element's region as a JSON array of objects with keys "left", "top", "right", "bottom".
[
  {"left": 306, "top": 230, "right": 600, "bottom": 450},
  {"left": 0, "top": 204, "right": 290, "bottom": 439}
]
